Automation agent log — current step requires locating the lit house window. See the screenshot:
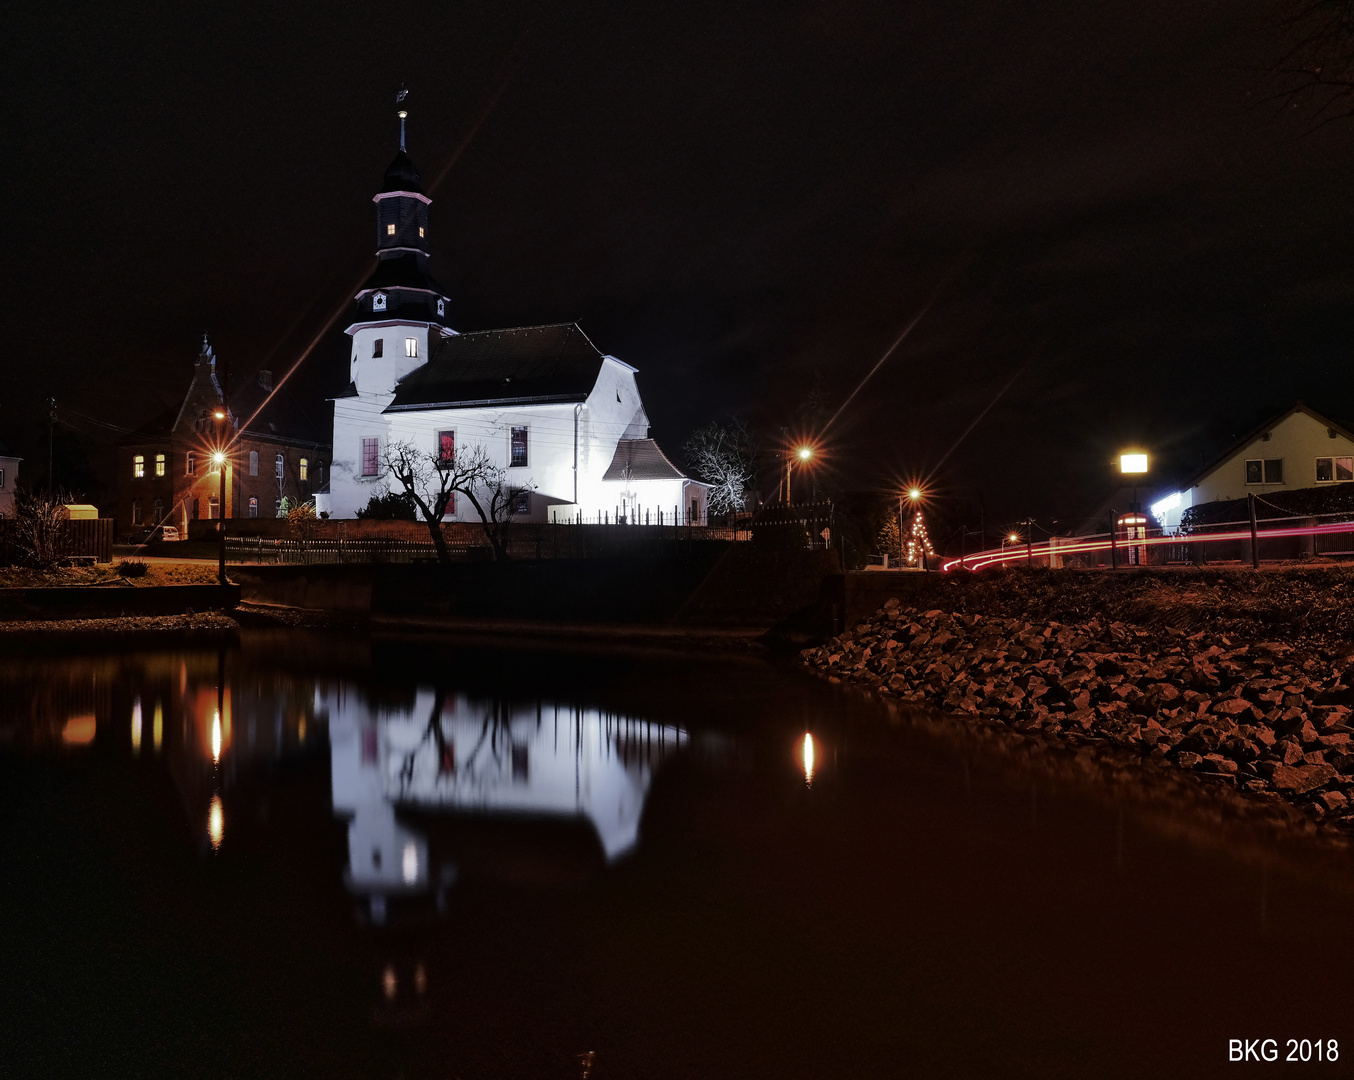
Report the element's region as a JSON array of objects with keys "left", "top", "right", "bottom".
[
  {"left": 1245, "top": 459, "right": 1283, "bottom": 484},
  {"left": 299, "top": 458, "right": 309, "bottom": 481},
  {"left": 248, "top": 497, "right": 258, "bottom": 518},
  {"left": 1316, "top": 457, "right": 1354, "bottom": 482},
  {"left": 155, "top": 453, "right": 165, "bottom": 476},
  {"left": 438, "top": 430, "right": 455, "bottom": 465},
  {"left": 275, "top": 453, "right": 284, "bottom": 479},
  {"left": 186, "top": 452, "right": 196, "bottom": 476},
  {"left": 362, "top": 438, "right": 380, "bottom": 476},
  {"left": 249, "top": 451, "right": 258, "bottom": 476},
  {"left": 510, "top": 427, "right": 528, "bottom": 467},
  {"left": 373, "top": 338, "right": 383, "bottom": 358},
  {"left": 132, "top": 500, "right": 143, "bottom": 525},
  {"left": 133, "top": 454, "right": 145, "bottom": 478},
  {"left": 387, "top": 223, "right": 396, "bottom": 235},
  {"left": 405, "top": 337, "right": 418, "bottom": 358}
]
